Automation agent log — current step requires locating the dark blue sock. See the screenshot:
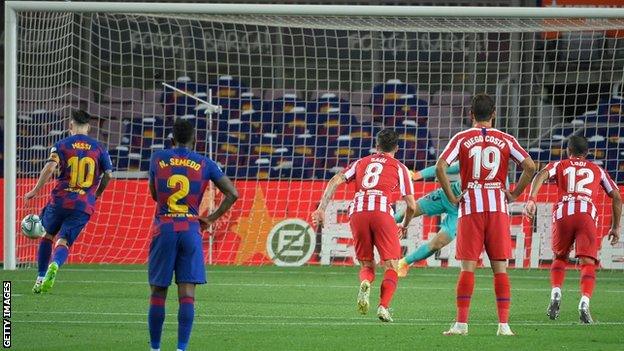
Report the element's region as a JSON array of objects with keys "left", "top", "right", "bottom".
[
  {"left": 37, "top": 238, "right": 53, "bottom": 277},
  {"left": 177, "top": 296, "right": 195, "bottom": 351},
  {"left": 52, "top": 245, "right": 69, "bottom": 267},
  {"left": 148, "top": 295, "right": 166, "bottom": 350}
]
